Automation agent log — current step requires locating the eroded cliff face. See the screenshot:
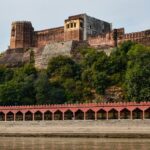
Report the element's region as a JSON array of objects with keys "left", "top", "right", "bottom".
[
  {"left": 0, "top": 41, "right": 85, "bottom": 69},
  {"left": 0, "top": 48, "right": 30, "bottom": 67},
  {"left": 34, "top": 41, "right": 75, "bottom": 69}
]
